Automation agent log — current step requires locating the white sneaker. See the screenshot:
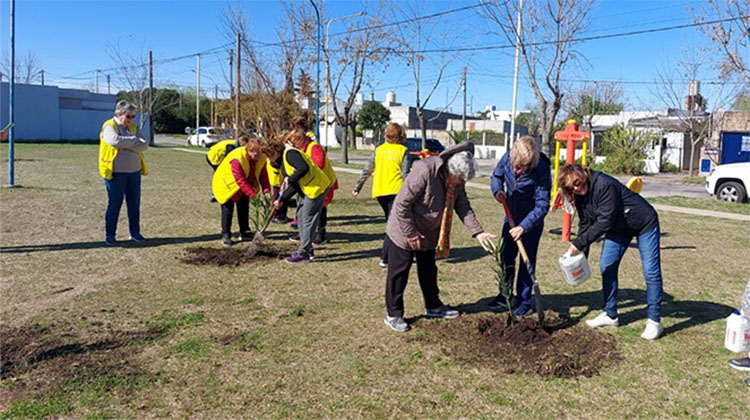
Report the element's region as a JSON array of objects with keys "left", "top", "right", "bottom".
[
  {"left": 641, "top": 319, "right": 663, "bottom": 340},
  {"left": 585, "top": 312, "right": 619, "bottom": 328}
]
